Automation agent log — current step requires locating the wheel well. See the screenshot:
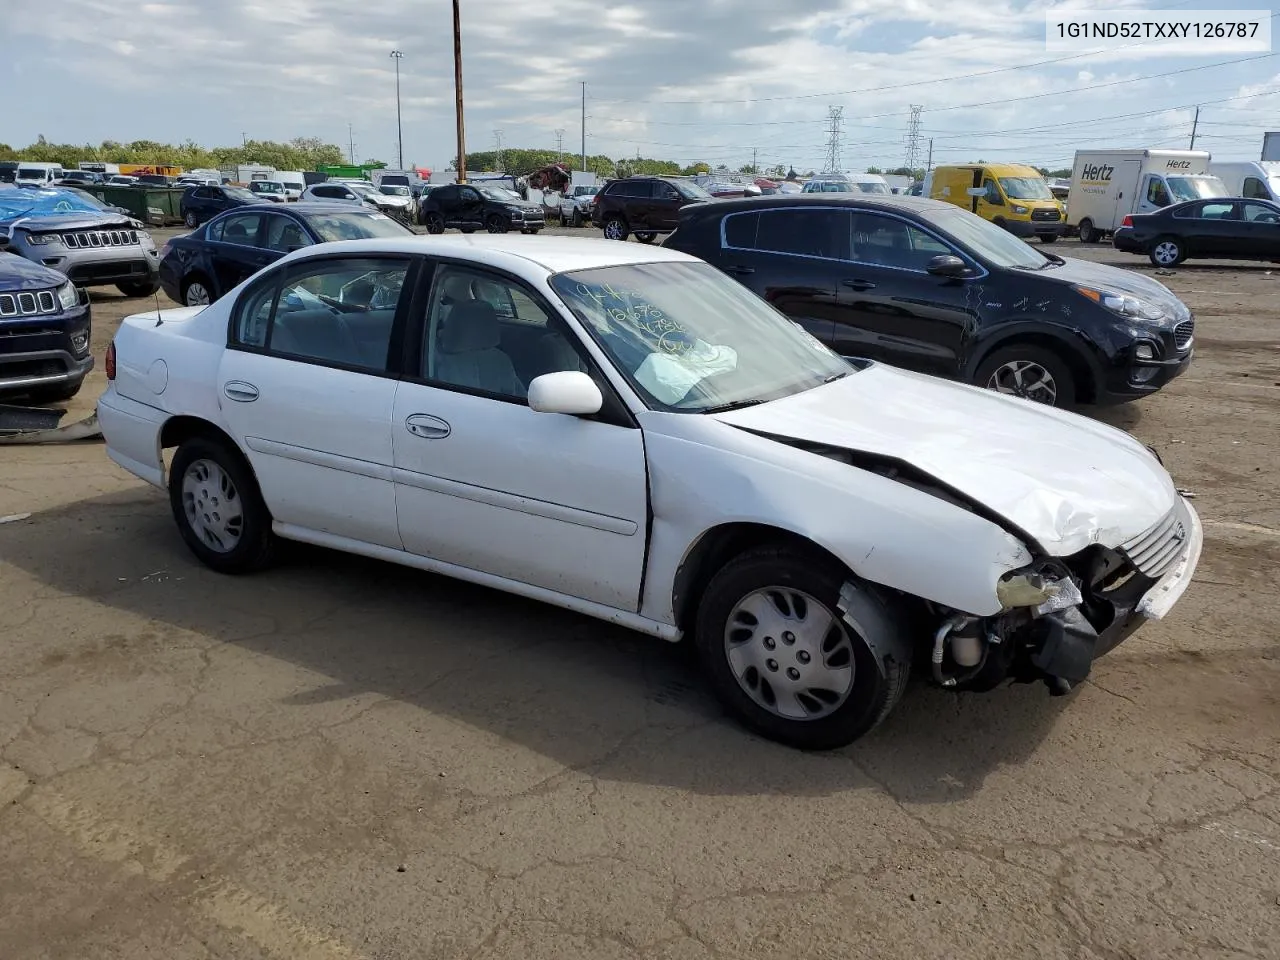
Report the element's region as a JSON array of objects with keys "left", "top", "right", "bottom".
[
  {"left": 157, "top": 416, "right": 259, "bottom": 485},
  {"left": 972, "top": 333, "right": 1097, "bottom": 404},
  {"left": 671, "top": 522, "right": 849, "bottom": 635},
  {"left": 181, "top": 271, "right": 211, "bottom": 294}
]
